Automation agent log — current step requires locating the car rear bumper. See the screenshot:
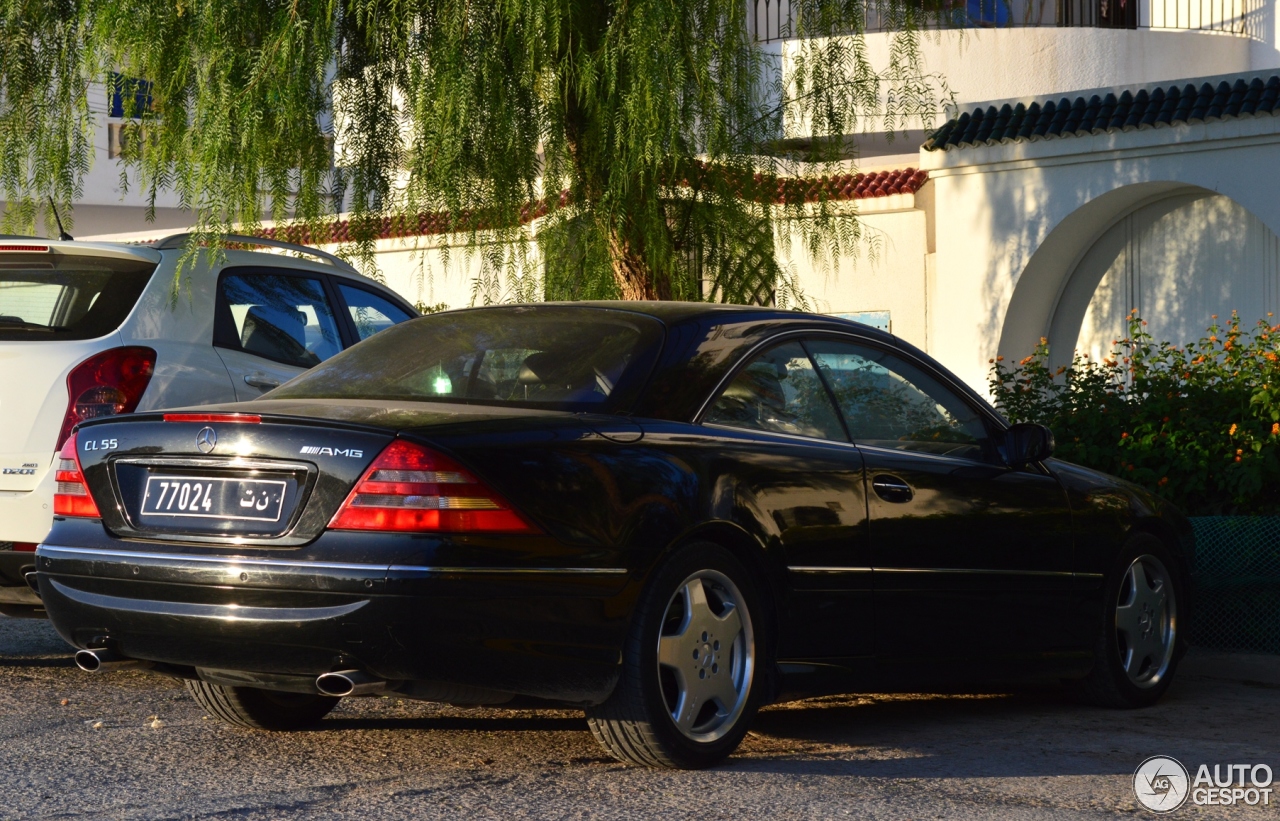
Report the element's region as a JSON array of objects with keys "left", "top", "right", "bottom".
[{"left": 36, "top": 541, "right": 633, "bottom": 704}]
